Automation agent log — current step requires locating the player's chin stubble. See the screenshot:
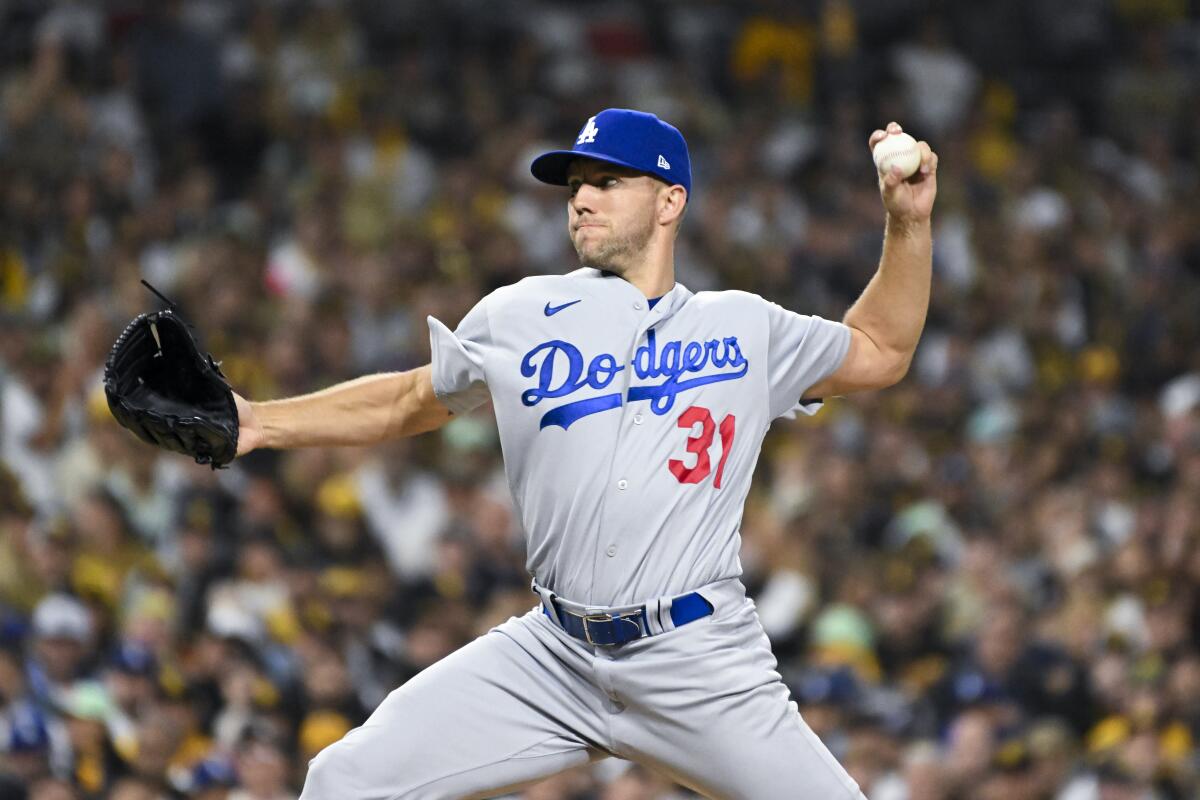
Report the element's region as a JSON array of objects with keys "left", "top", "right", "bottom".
[{"left": 574, "top": 215, "right": 655, "bottom": 272}]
